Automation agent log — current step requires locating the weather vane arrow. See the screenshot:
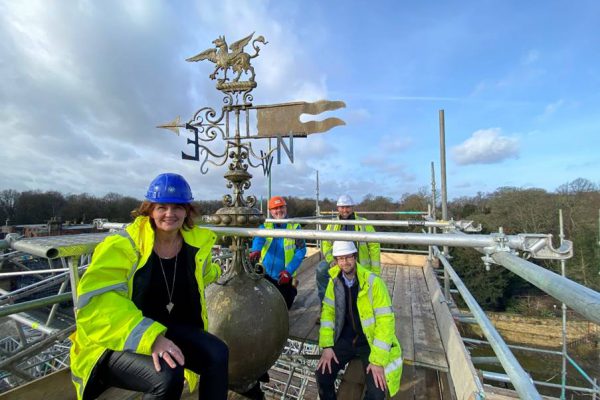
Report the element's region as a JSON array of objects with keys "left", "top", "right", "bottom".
[{"left": 156, "top": 116, "right": 183, "bottom": 135}]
